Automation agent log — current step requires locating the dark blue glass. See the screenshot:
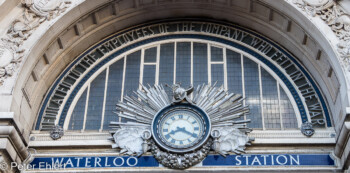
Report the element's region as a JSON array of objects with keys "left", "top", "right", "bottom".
[
  {"left": 68, "top": 42, "right": 300, "bottom": 131},
  {"left": 261, "top": 68, "right": 280, "bottom": 129},
  {"left": 123, "top": 51, "right": 141, "bottom": 122},
  {"left": 103, "top": 59, "right": 124, "bottom": 130},
  {"left": 159, "top": 43, "right": 174, "bottom": 86},
  {"left": 159, "top": 43, "right": 175, "bottom": 98},
  {"left": 227, "top": 49, "right": 242, "bottom": 94},
  {"left": 124, "top": 51, "right": 141, "bottom": 96},
  {"left": 143, "top": 65, "right": 156, "bottom": 85},
  {"left": 211, "top": 46, "right": 223, "bottom": 62},
  {"left": 211, "top": 64, "right": 224, "bottom": 86},
  {"left": 68, "top": 88, "right": 87, "bottom": 130},
  {"left": 244, "top": 57, "right": 262, "bottom": 128},
  {"left": 85, "top": 70, "right": 106, "bottom": 130},
  {"left": 144, "top": 47, "right": 157, "bottom": 63},
  {"left": 176, "top": 42, "right": 191, "bottom": 87},
  {"left": 280, "top": 85, "right": 298, "bottom": 128},
  {"left": 193, "top": 43, "right": 208, "bottom": 86}
]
